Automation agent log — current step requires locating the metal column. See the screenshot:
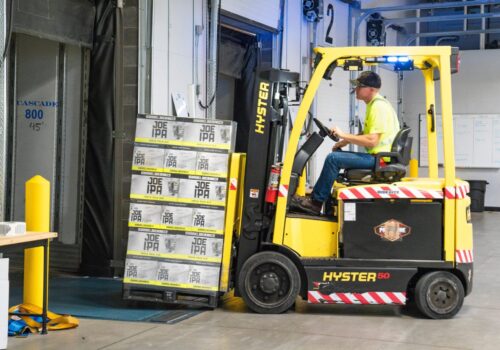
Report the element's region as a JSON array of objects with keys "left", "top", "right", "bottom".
[{"left": 0, "top": 0, "right": 7, "bottom": 220}]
